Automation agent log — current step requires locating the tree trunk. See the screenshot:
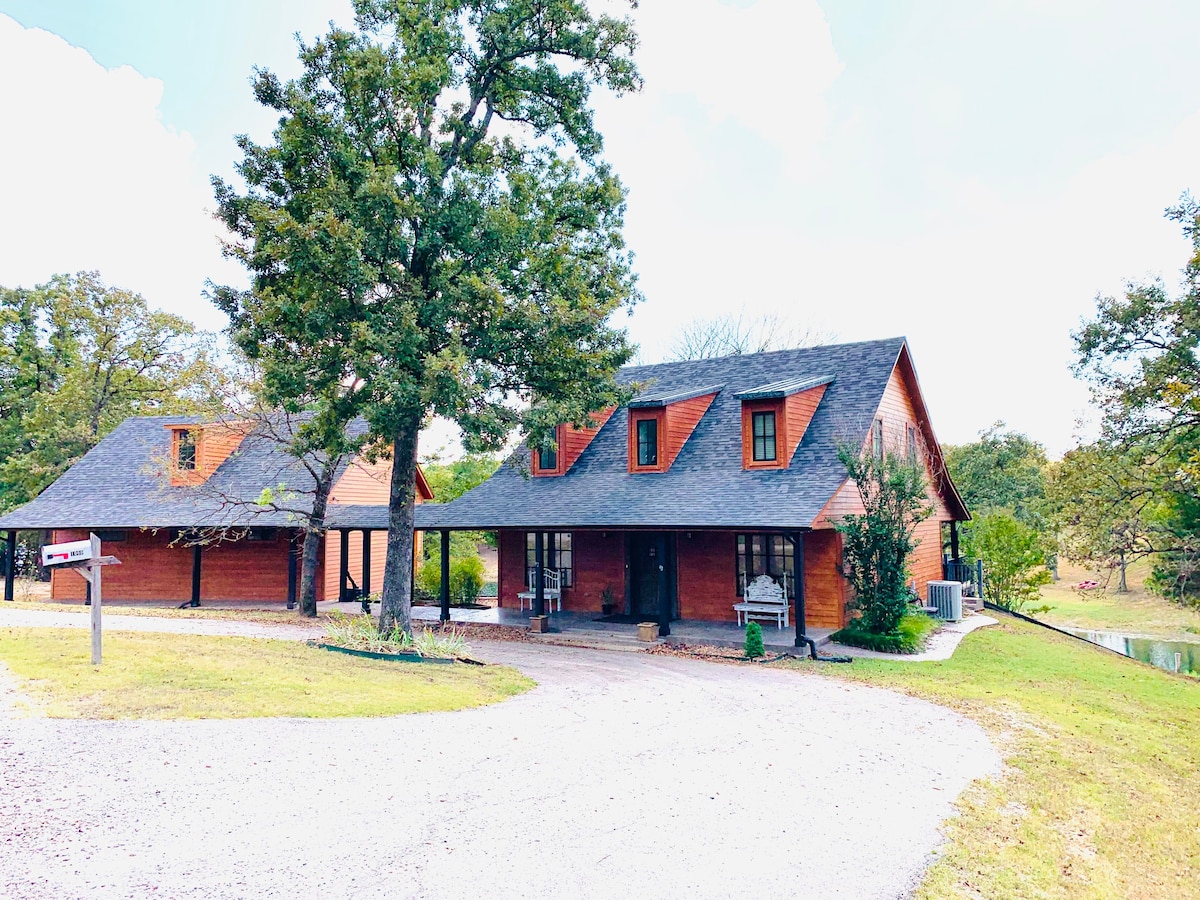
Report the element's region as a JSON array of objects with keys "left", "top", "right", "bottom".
[
  {"left": 298, "top": 458, "right": 337, "bottom": 617},
  {"left": 379, "top": 413, "right": 421, "bottom": 635},
  {"left": 1117, "top": 549, "right": 1129, "bottom": 593}
]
